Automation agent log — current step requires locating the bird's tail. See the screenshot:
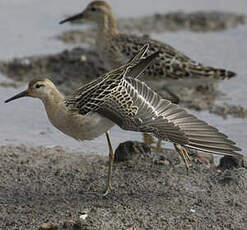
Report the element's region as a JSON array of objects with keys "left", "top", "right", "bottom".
[{"left": 182, "top": 62, "right": 236, "bottom": 80}]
